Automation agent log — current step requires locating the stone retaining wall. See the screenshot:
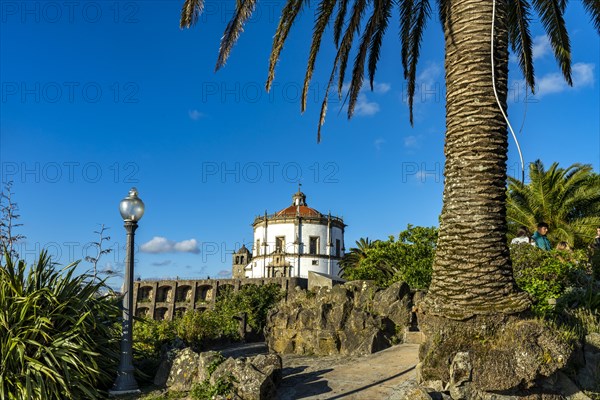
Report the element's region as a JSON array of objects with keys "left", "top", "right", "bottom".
[{"left": 133, "top": 277, "right": 307, "bottom": 321}]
